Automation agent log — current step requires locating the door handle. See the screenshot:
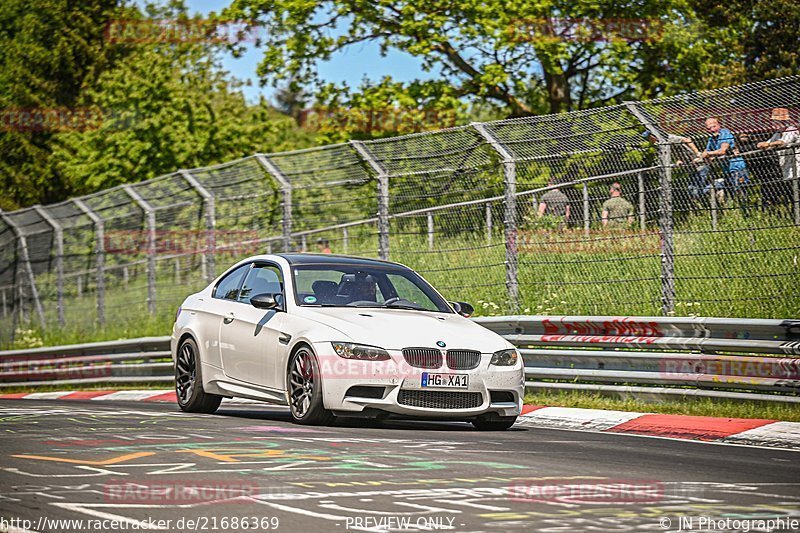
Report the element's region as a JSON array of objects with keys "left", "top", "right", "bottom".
[{"left": 223, "top": 312, "right": 235, "bottom": 324}]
